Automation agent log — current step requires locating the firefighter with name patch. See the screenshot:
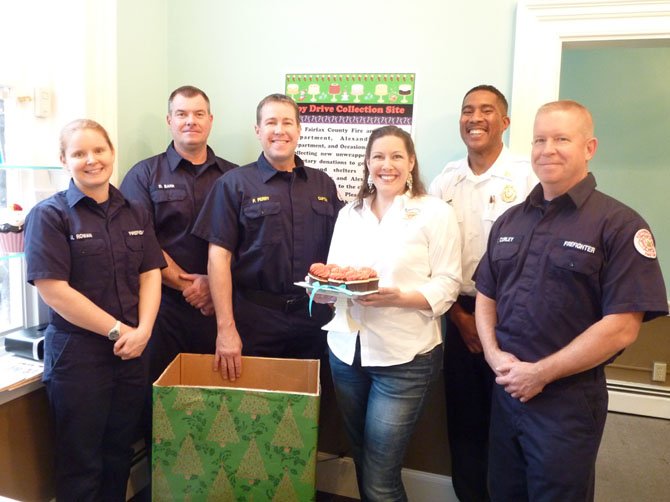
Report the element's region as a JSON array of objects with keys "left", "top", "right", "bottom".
[
  {"left": 120, "top": 86, "right": 237, "bottom": 384},
  {"left": 475, "top": 100, "right": 667, "bottom": 502},
  {"left": 25, "top": 119, "right": 165, "bottom": 501},
  {"left": 193, "top": 93, "right": 343, "bottom": 380}
]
